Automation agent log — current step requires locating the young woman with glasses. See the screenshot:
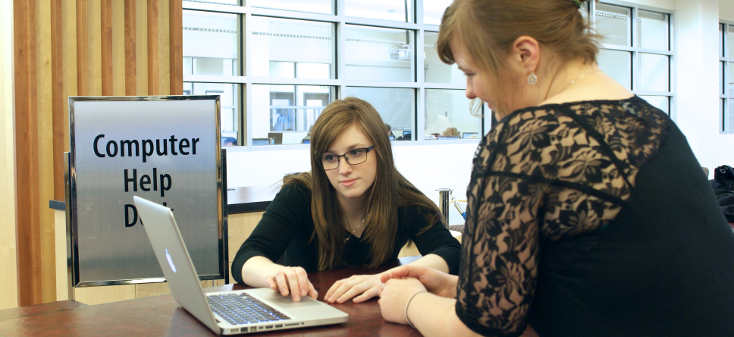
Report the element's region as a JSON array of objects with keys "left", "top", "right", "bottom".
[{"left": 231, "top": 97, "right": 461, "bottom": 304}]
